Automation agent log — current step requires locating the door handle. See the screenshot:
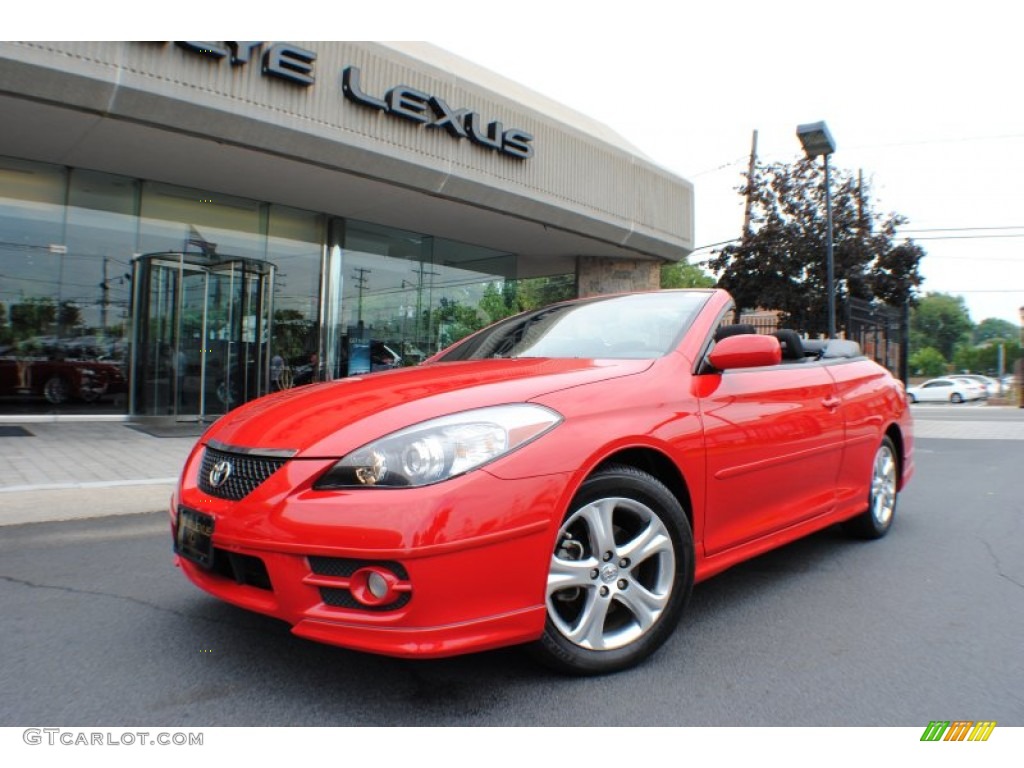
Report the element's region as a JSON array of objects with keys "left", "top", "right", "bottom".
[{"left": 821, "top": 396, "right": 841, "bottom": 409}]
